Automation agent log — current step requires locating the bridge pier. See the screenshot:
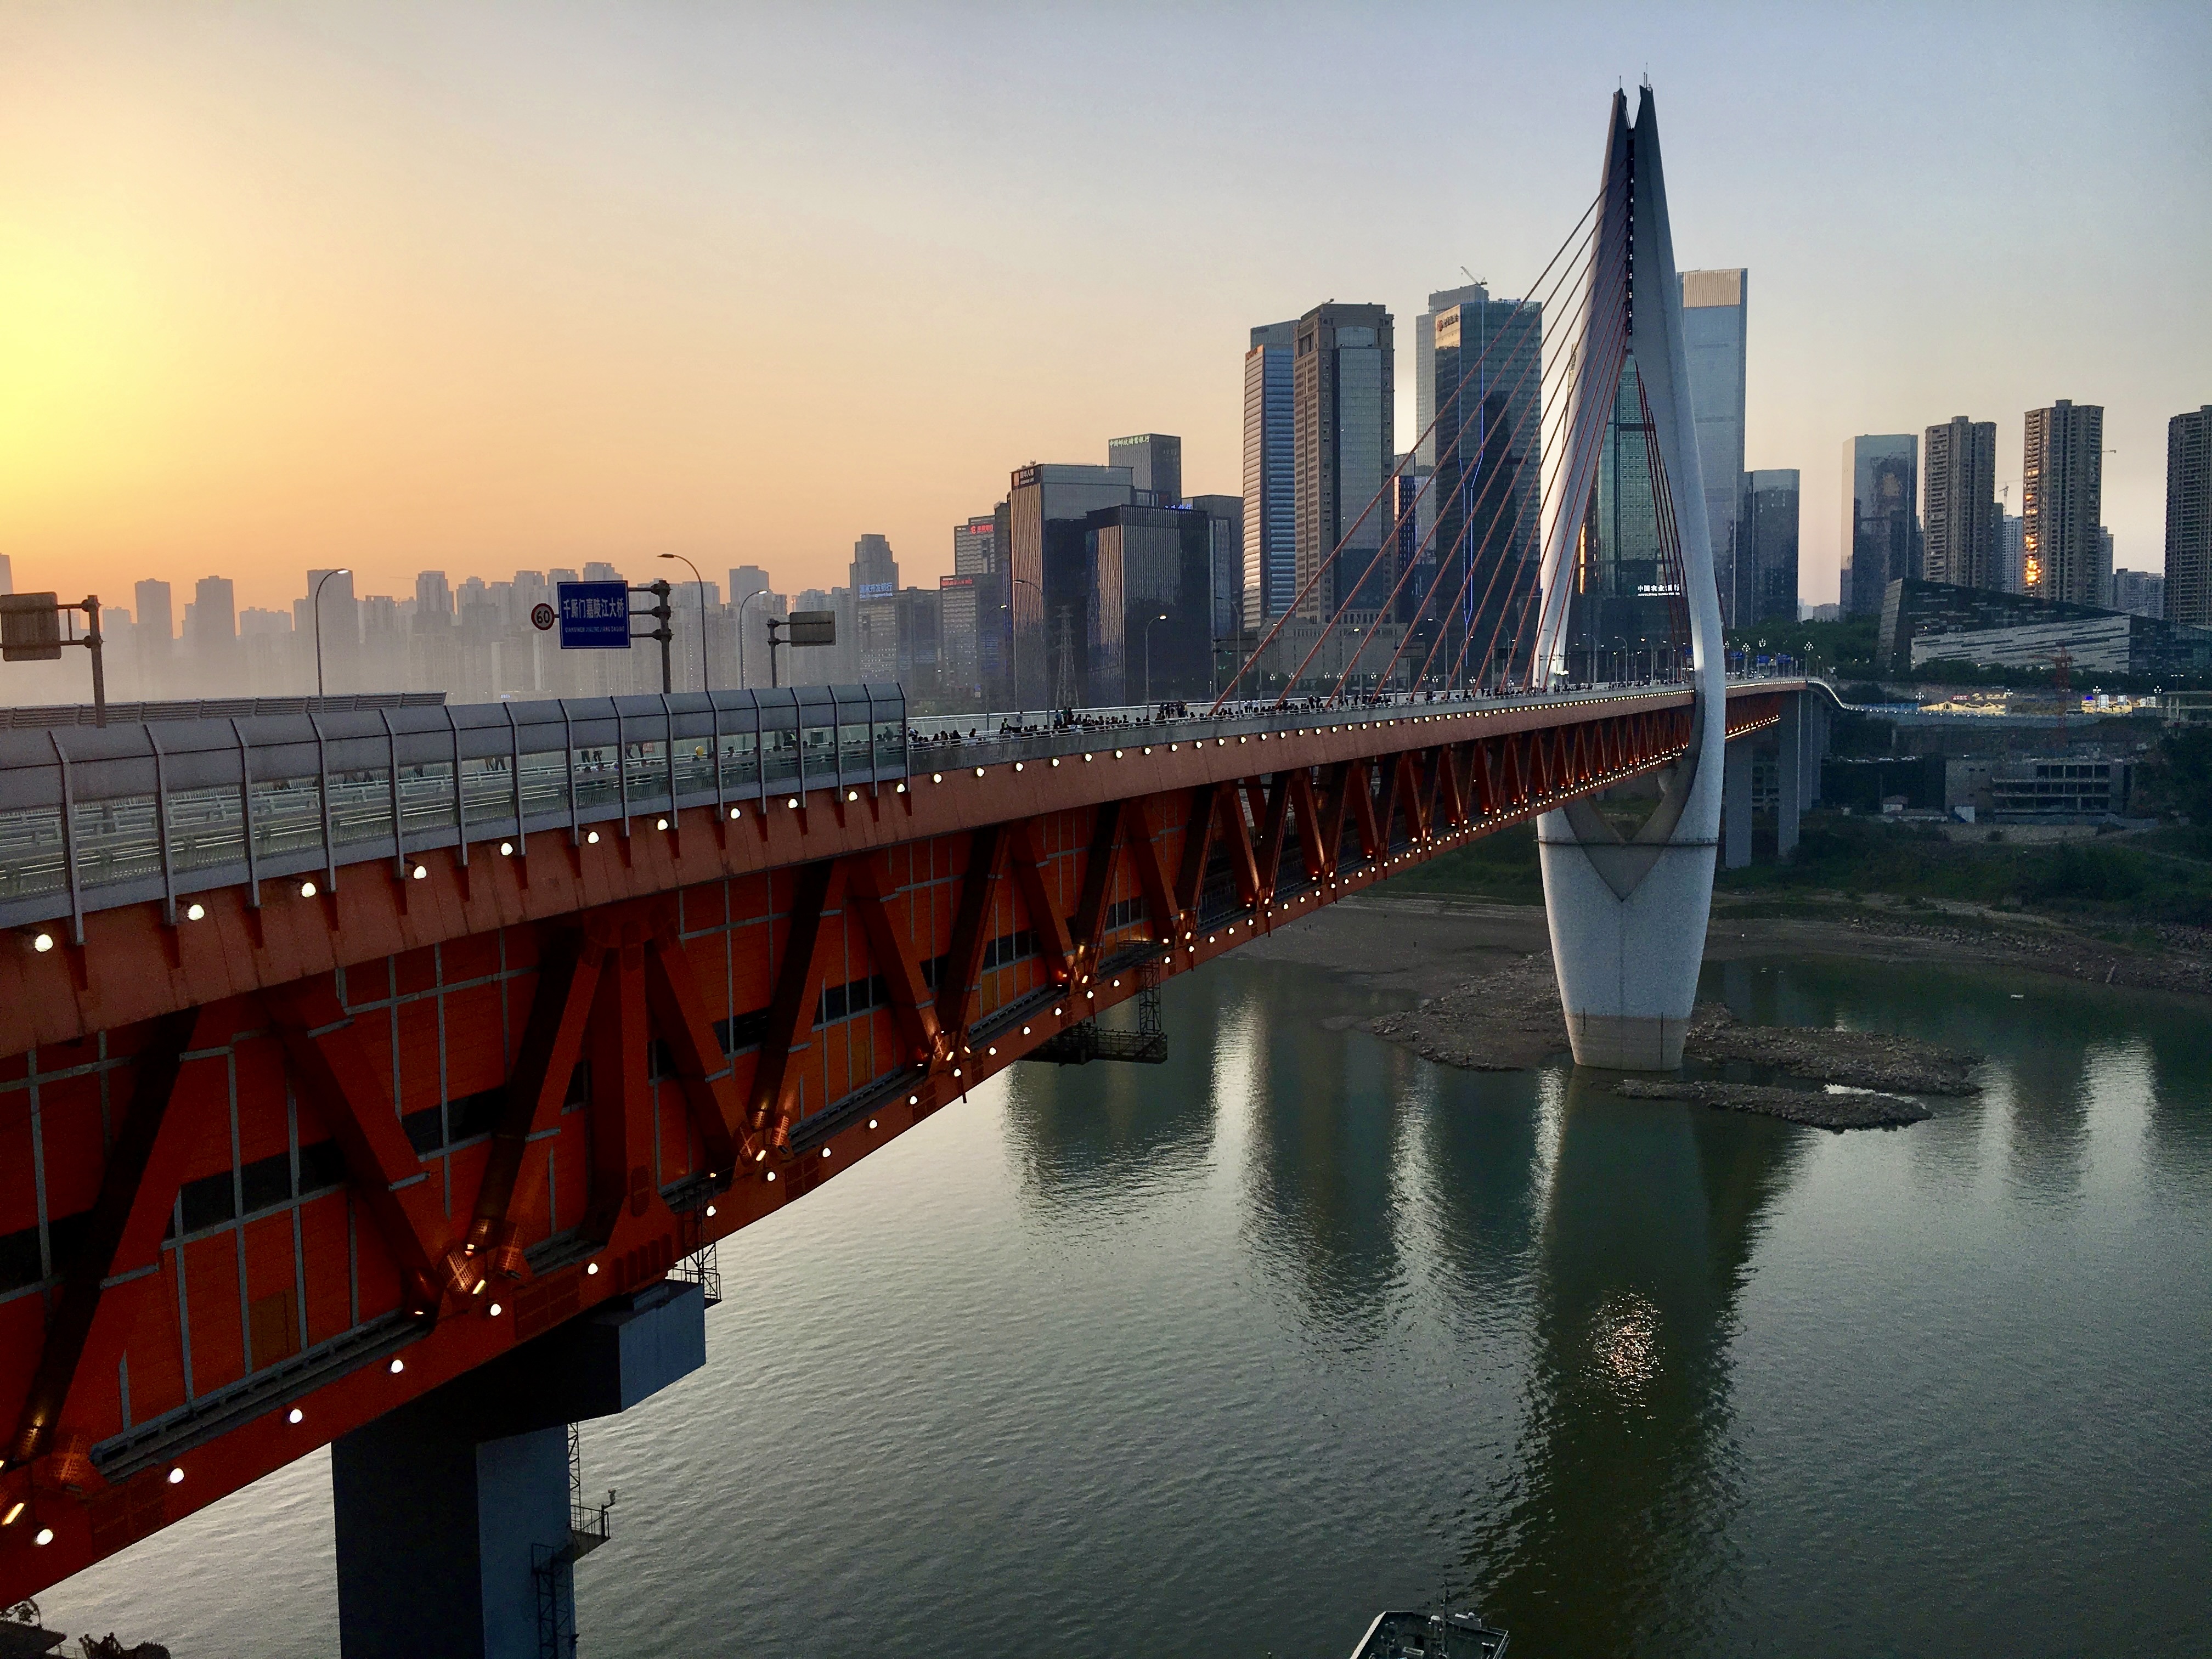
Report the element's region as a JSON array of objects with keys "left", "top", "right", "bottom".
[
  {"left": 1722, "top": 738, "right": 1754, "bottom": 870},
  {"left": 330, "top": 1280, "right": 706, "bottom": 1659},
  {"left": 1777, "top": 693, "right": 1808, "bottom": 859}
]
